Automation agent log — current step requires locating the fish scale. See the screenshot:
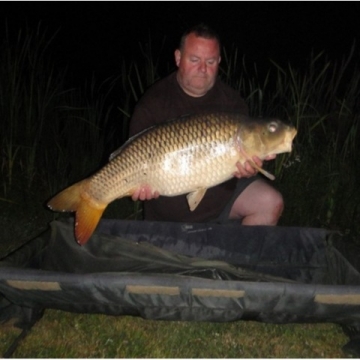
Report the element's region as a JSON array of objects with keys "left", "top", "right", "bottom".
[
  {"left": 90, "top": 113, "right": 239, "bottom": 201},
  {"left": 48, "top": 112, "right": 297, "bottom": 245}
]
